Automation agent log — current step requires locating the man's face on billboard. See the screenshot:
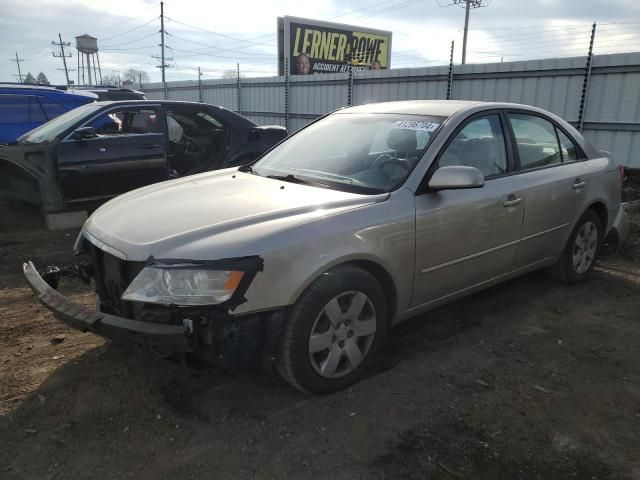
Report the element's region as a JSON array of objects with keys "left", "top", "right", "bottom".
[{"left": 297, "top": 54, "right": 310, "bottom": 74}]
